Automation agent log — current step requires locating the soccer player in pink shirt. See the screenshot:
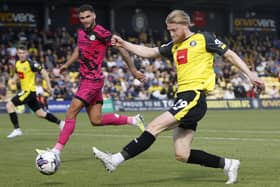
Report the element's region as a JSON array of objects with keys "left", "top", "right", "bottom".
[{"left": 36, "top": 4, "right": 145, "bottom": 159}]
